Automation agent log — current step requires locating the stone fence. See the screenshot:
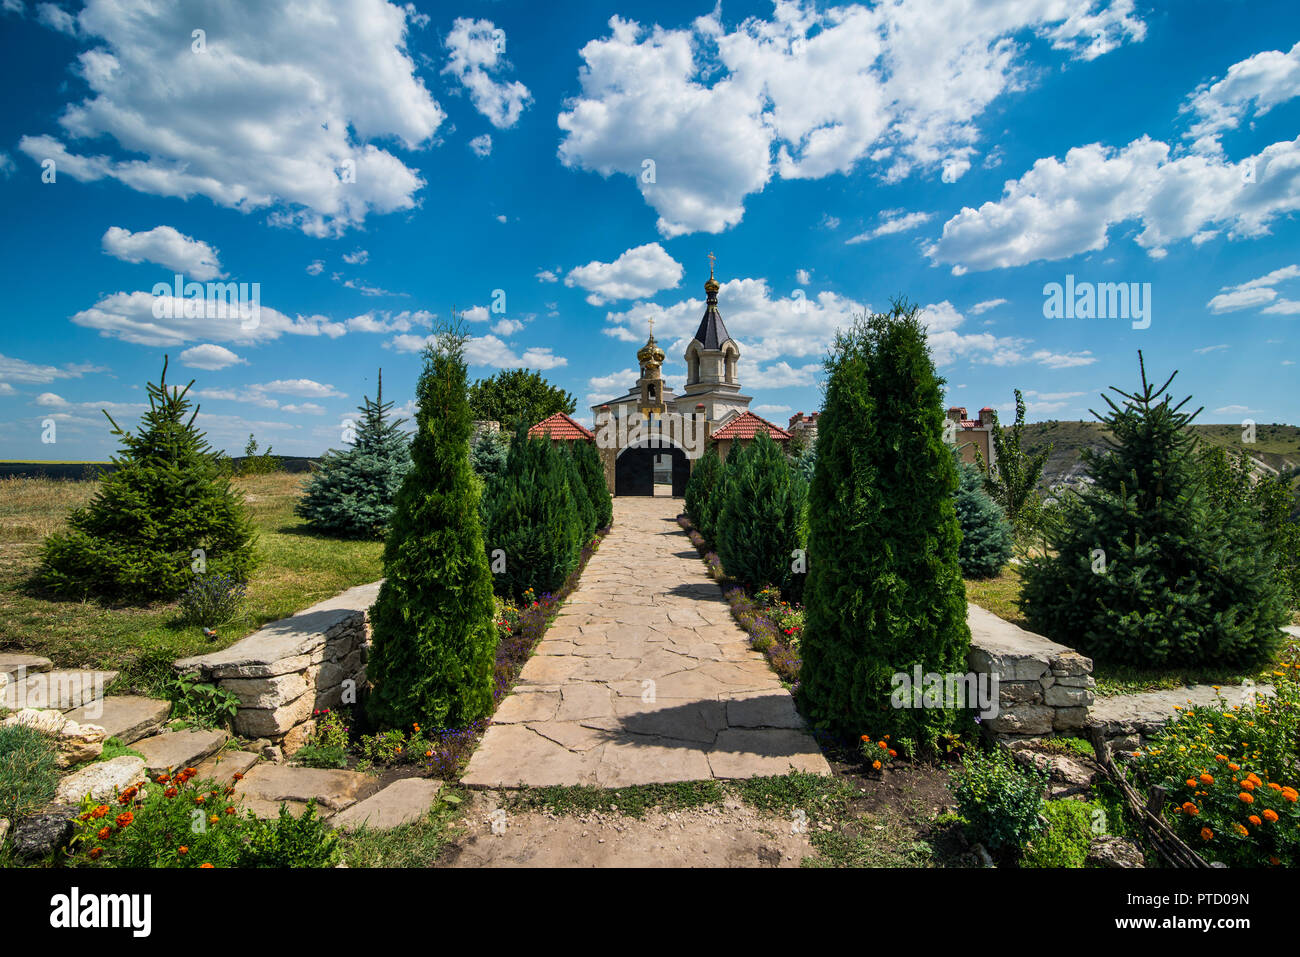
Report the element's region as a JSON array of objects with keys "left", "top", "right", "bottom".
[
  {"left": 175, "top": 581, "right": 381, "bottom": 754},
  {"left": 966, "top": 603, "right": 1096, "bottom": 740}
]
